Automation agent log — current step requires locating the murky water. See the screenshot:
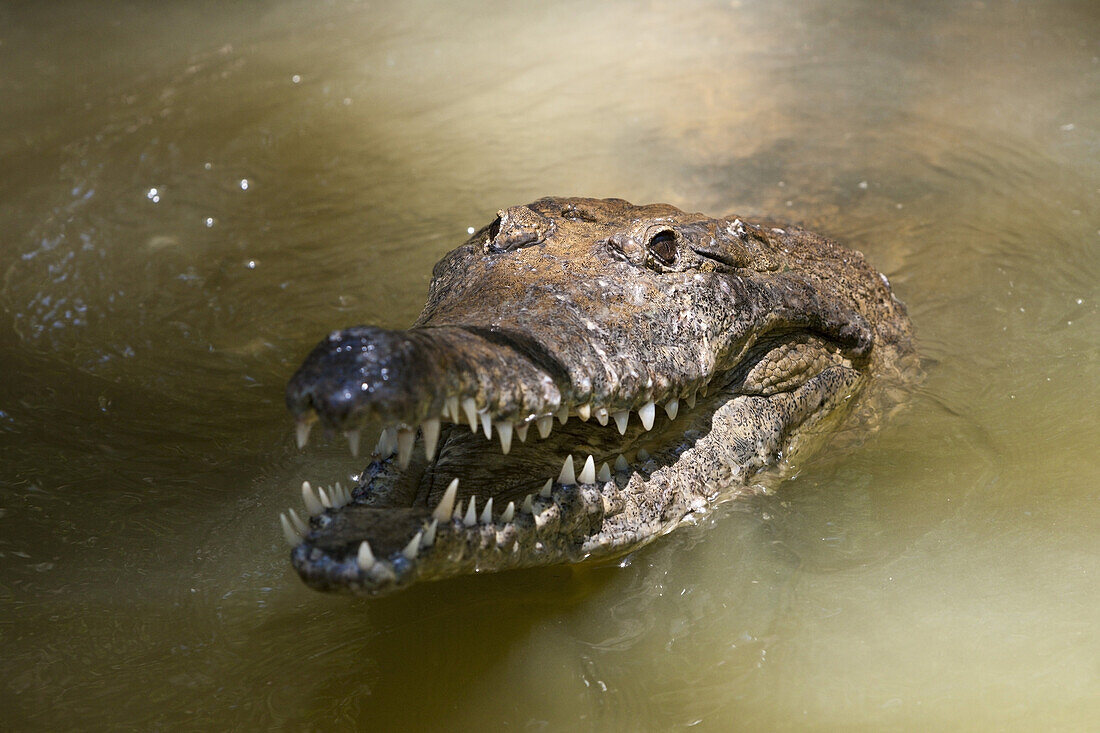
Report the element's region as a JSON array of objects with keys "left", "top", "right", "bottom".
[{"left": 2, "top": 0, "right": 1097, "bottom": 729}]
